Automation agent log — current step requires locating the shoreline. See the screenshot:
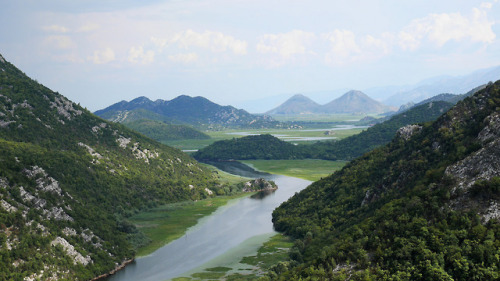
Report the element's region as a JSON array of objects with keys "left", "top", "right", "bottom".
[{"left": 90, "top": 259, "right": 134, "bottom": 281}]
